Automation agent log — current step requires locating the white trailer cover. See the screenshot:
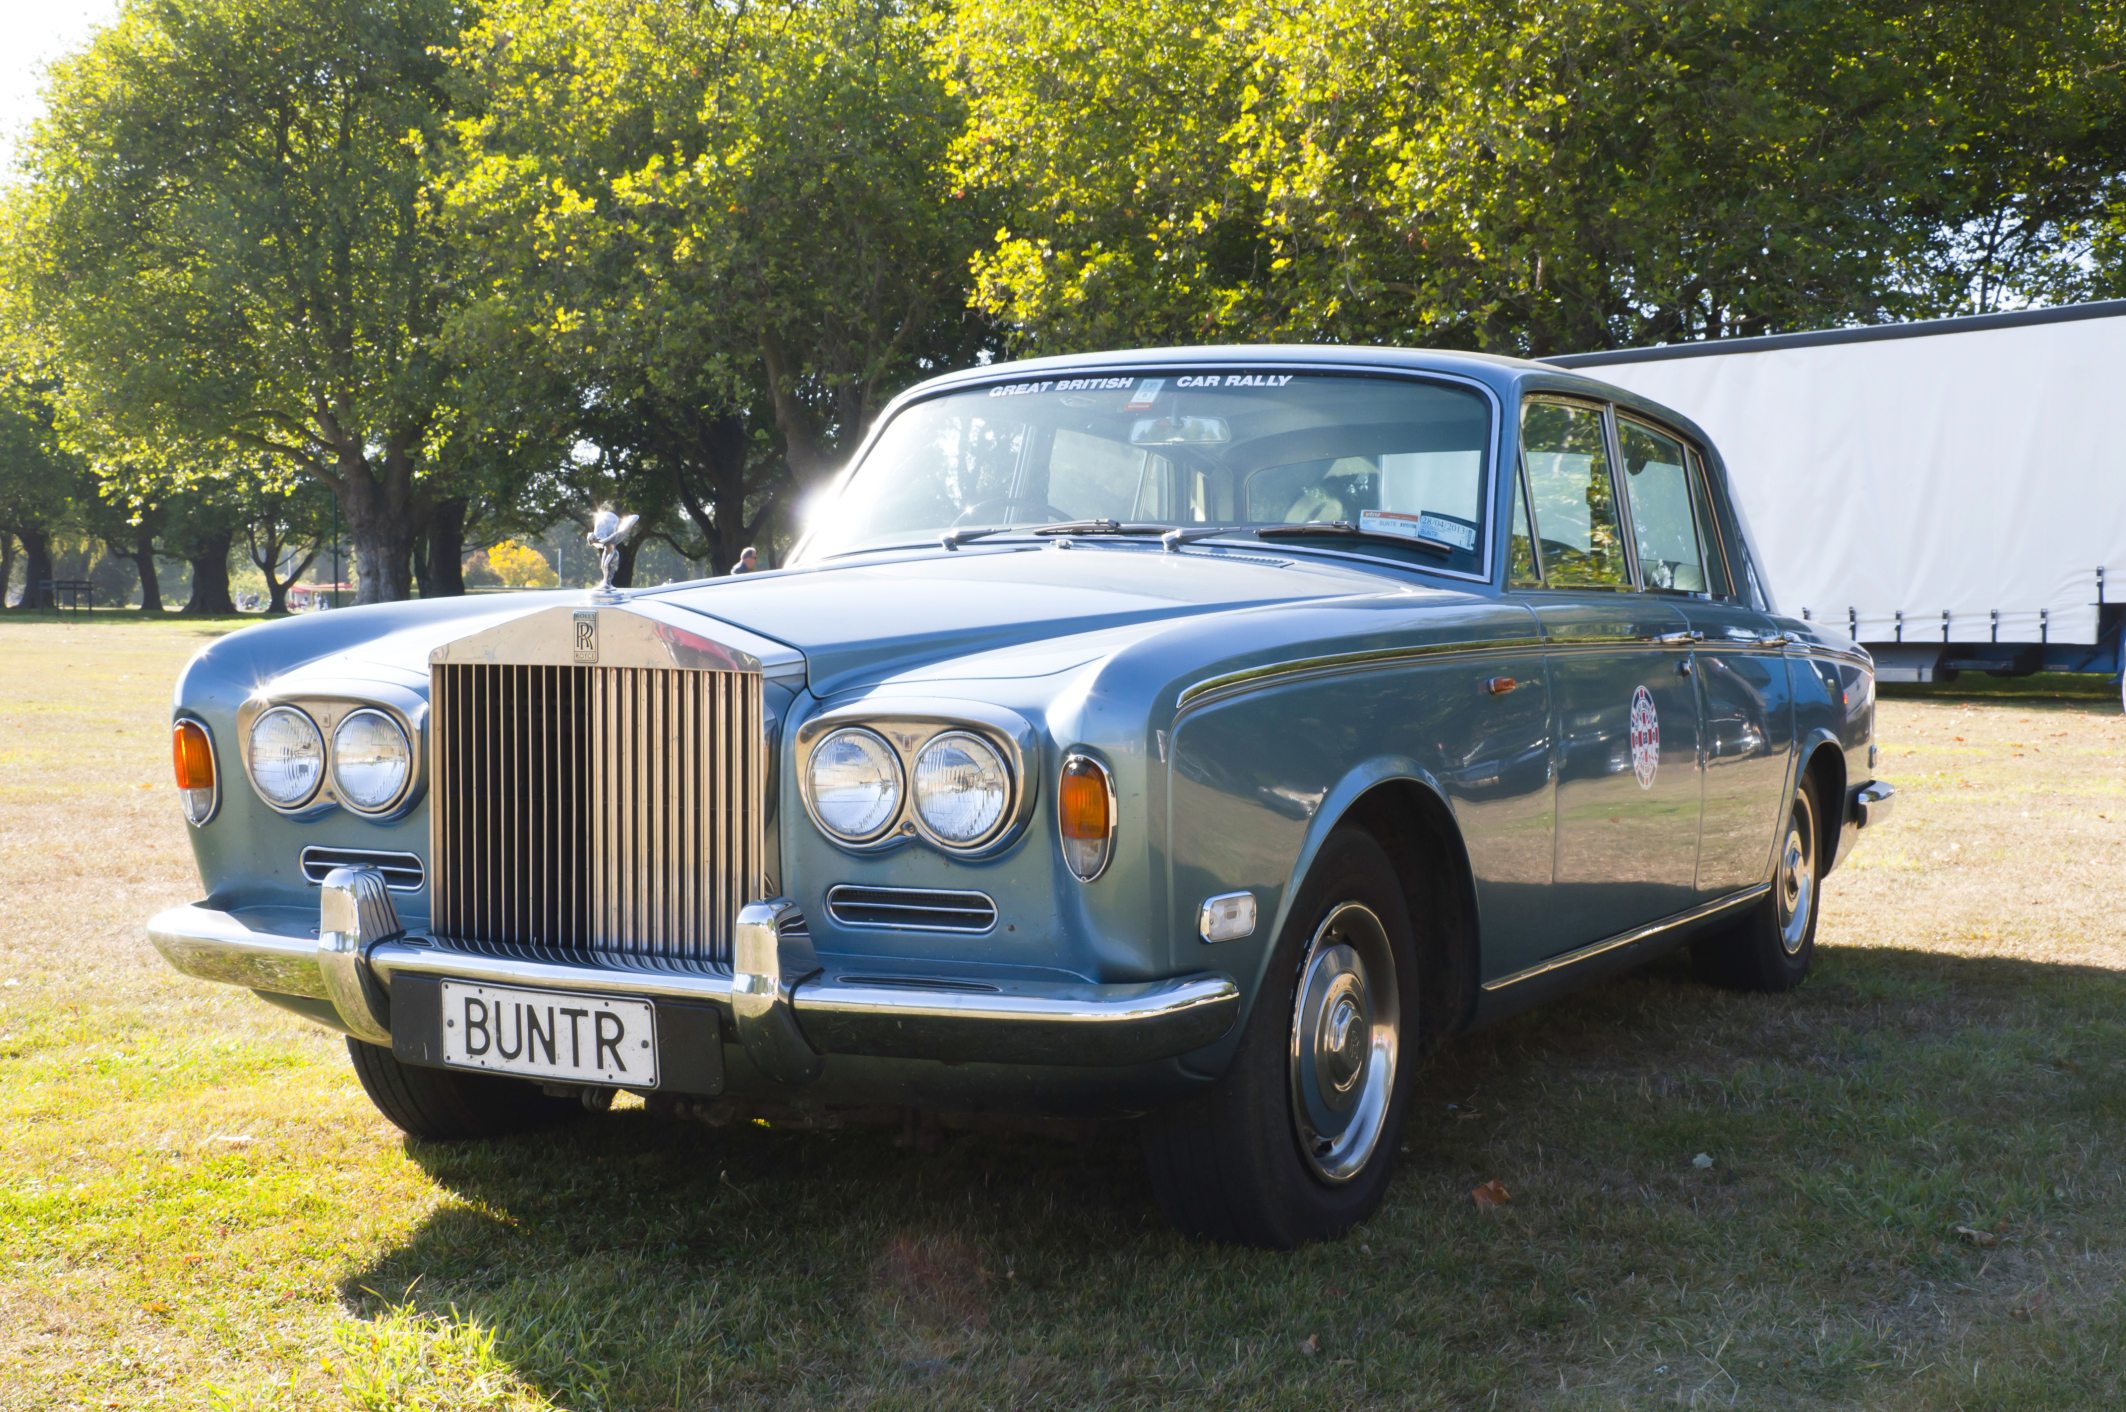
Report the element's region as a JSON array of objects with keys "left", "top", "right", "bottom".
[{"left": 1554, "top": 304, "right": 2126, "bottom": 645}]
